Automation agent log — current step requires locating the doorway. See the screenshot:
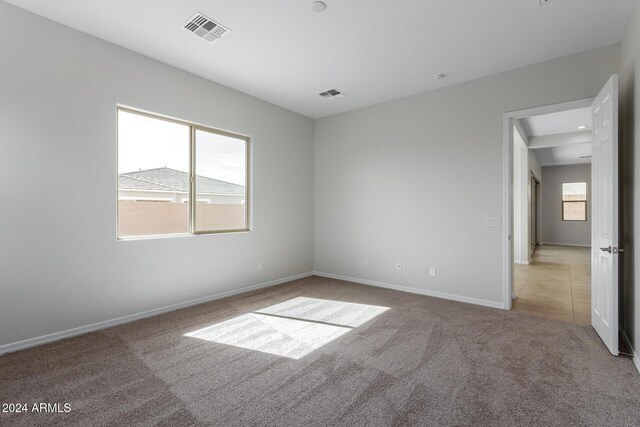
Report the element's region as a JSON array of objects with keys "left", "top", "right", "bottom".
[
  {"left": 504, "top": 75, "right": 620, "bottom": 355},
  {"left": 509, "top": 103, "right": 593, "bottom": 324},
  {"left": 504, "top": 98, "right": 594, "bottom": 314},
  {"left": 530, "top": 172, "right": 540, "bottom": 256}
]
